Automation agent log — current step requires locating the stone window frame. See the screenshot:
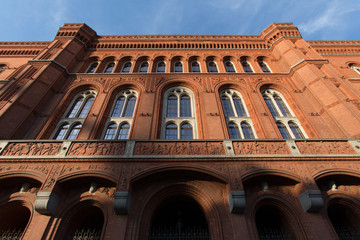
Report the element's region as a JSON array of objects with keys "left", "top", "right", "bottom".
[
  {"left": 121, "top": 62, "right": 132, "bottom": 73},
  {"left": 224, "top": 61, "right": 237, "bottom": 73},
  {"left": 174, "top": 61, "right": 184, "bottom": 73},
  {"left": 161, "top": 86, "right": 197, "bottom": 139},
  {"left": 262, "top": 89, "right": 307, "bottom": 139},
  {"left": 351, "top": 65, "right": 360, "bottom": 75},
  {"left": 102, "top": 89, "right": 138, "bottom": 140},
  {"left": 103, "top": 62, "right": 116, "bottom": 73},
  {"left": 220, "top": 89, "right": 257, "bottom": 139},
  {"left": 258, "top": 60, "right": 272, "bottom": 73},
  {"left": 191, "top": 61, "right": 201, "bottom": 73},
  {"left": 241, "top": 60, "right": 254, "bottom": 73},
  {"left": 86, "top": 62, "right": 99, "bottom": 73},
  {"left": 207, "top": 61, "right": 219, "bottom": 73},
  {"left": 139, "top": 61, "right": 149, "bottom": 73},
  {"left": 52, "top": 90, "right": 97, "bottom": 140},
  {"left": 157, "top": 61, "right": 166, "bottom": 73}
]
